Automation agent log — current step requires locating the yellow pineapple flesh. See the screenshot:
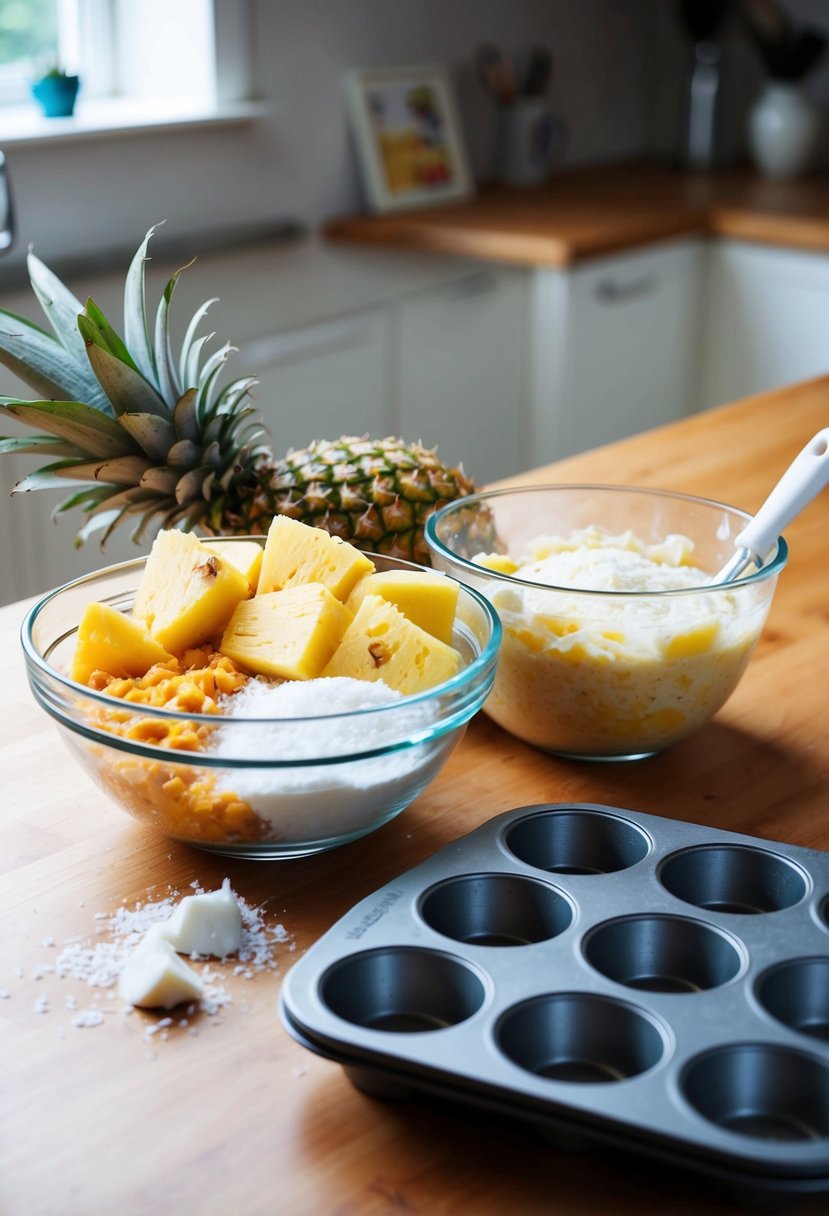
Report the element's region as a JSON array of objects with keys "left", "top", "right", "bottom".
[
  {"left": 473, "top": 552, "right": 519, "bottom": 575},
  {"left": 206, "top": 540, "right": 263, "bottom": 593},
  {"left": 70, "top": 602, "right": 174, "bottom": 684},
  {"left": 221, "top": 583, "right": 351, "bottom": 680},
  {"left": 133, "top": 530, "right": 251, "bottom": 654},
  {"left": 322, "top": 594, "right": 461, "bottom": 694},
  {"left": 258, "top": 516, "right": 374, "bottom": 601},
  {"left": 346, "top": 569, "right": 458, "bottom": 645}
]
